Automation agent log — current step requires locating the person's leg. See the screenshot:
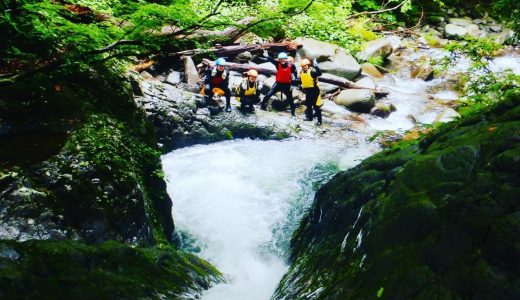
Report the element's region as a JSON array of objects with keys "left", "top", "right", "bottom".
[
  {"left": 205, "top": 84, "right": 214, "bottom": 102},
  {"left": 314, "top": 104, "right": 322, "bottom": 125},
  {"left": 223, "top": 86, "right": 232, "bottom": 112},
  {"left": 304, "top": 89, "right": 313, "bottom": 120},
  {"left": 309, "top": 88, "right": 322, "bottom": 125},
  {"left": 261, "top": 83, "right": 279, "bottom": 110},
  {"left": 281, "top": 84, "right": 295, "bottom": 116}
]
